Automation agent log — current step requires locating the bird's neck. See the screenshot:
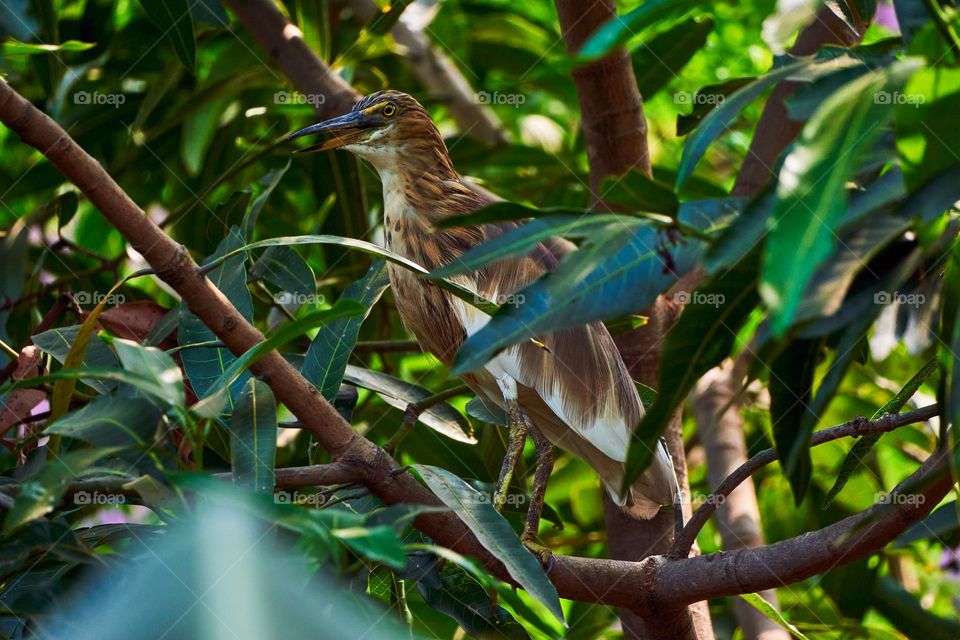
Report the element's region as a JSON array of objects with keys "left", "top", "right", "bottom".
[{"left": 366, "top": 149, "right": 475, "bottom": 226}]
